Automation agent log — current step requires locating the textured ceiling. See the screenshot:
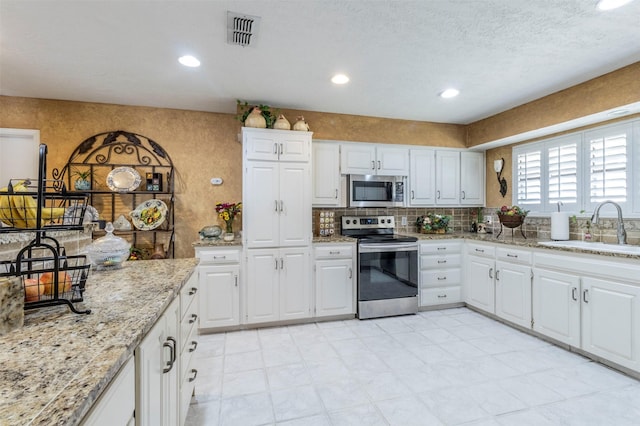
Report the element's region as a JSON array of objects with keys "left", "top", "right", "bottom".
[{"left": 1, "top": 0, "right": 639, "bottom": 124}]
